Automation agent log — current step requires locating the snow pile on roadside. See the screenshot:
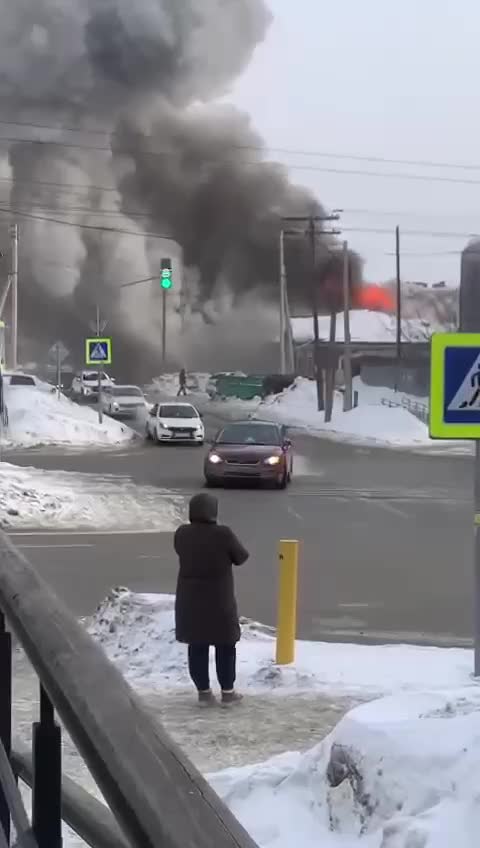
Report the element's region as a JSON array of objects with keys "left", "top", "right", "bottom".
[
  {"left": 209, "top": 690, "right": 480, "bottom": 848},
  {"left": 255, "top": 378, "right": 432, "bottom": 447},
  {"left": 86, "top": 590, "right": 480, "bottom": 847},
  {"left": 1, "top": 386, "right": 135, "bottom": 447},
  {"left": 0, "top": 464, "right": 184, "bottom": 530},
  {"left": 87, "top": 590, "right": 474, "bottom": 697}
]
